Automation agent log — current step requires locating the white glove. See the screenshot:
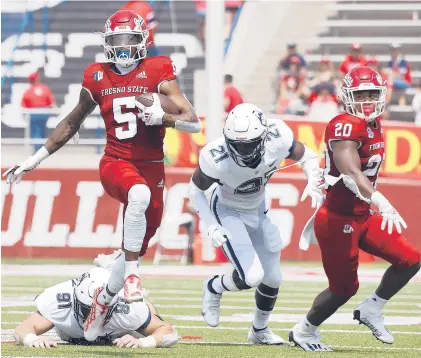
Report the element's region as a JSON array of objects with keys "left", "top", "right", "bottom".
[
  {"left": 3, "top": 147, "right": 49, "bottom": 184},
  {"left": 207, "top": 224, "right": 232, "bottom": 248},
  {"left": 135, "top": 93, "right": 165, "bottom": 126},
  {"left": 23, "top": 334, "right": 57, "bottom": 348},
  {"left": 301, "top": 168, "right": 325, "bottom": 209},
  {"left": 371, "top": 191, "right": 407, "bottom": 234}
]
